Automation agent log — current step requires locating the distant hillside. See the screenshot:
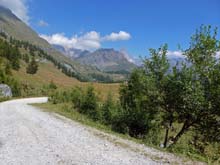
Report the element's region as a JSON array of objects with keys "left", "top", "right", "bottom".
[
  {"left": 0, "top": 5, "right": 127, "bottom": 82},
  {"left": 76, "top": 48, "right": 136, "bottom": 73},
  {"left": 12, "top": 61, "right": 120, "bottom": 99},
  {"left": 53, "top": 44, "right": 136, "bottom": 73},
  {"left": 52, "top": 45, "right": 90, "bottom": 59}
]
